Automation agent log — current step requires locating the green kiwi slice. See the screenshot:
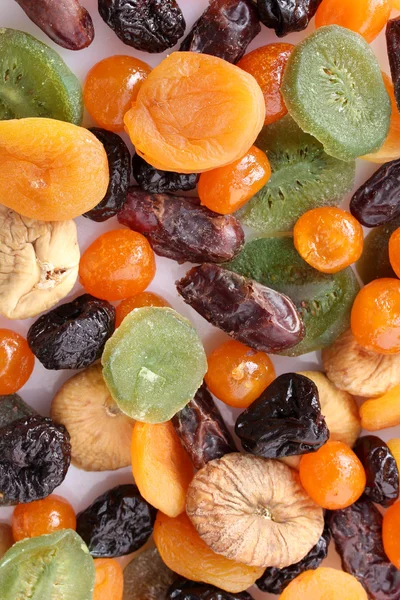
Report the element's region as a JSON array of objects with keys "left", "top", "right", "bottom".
[
  {"left": 281, "top": 25, "right": 391, "bottom": 161},
  {"left": 0, "top": 29, "right": 83, "bottom": 124},
  {"left": 0, "top": 529, "right": 95, "bottom": 600},
  {"left": 238, "top": 115, "right": 355, "bottom": 234},
  {"left": 356, "top": 217, "right": 400, "bottom": 284},
  {"left": 225, "top": 236, "right": 360, "bottom": 357}
]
